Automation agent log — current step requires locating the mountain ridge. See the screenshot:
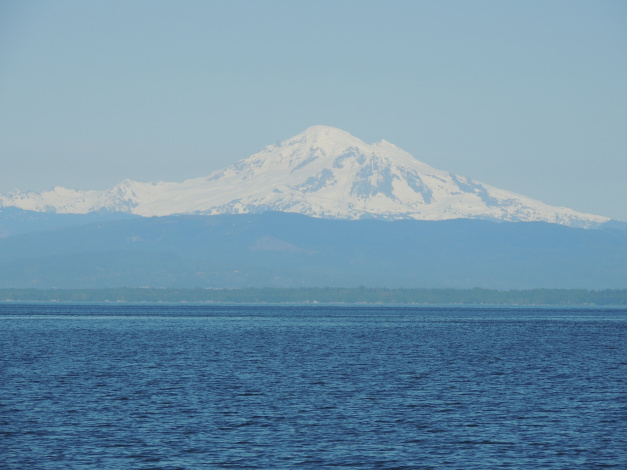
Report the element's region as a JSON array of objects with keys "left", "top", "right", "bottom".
[{"left": 0, "top": 126, "right": 609, "bottom": 228}]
